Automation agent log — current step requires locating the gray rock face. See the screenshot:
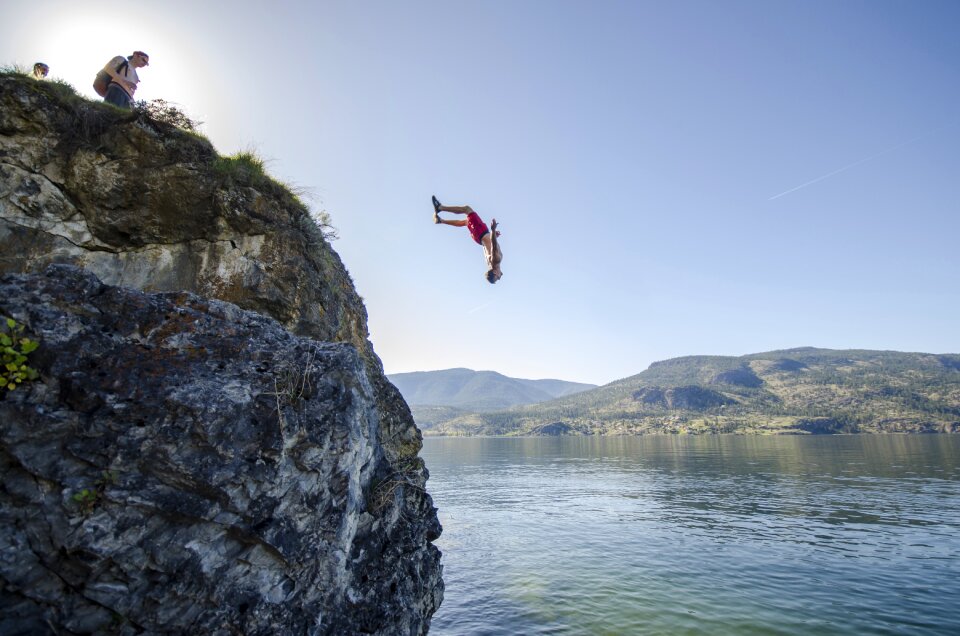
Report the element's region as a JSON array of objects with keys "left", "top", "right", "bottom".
[
  {"left": 0, "top": 73, "right": 442, "bottom": 634},
  {"left": 0, "top": 76, "right": 419, "bottom": 467},
  {"left": 0, "top": 266, "right": 441, "bottom": 635}
]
